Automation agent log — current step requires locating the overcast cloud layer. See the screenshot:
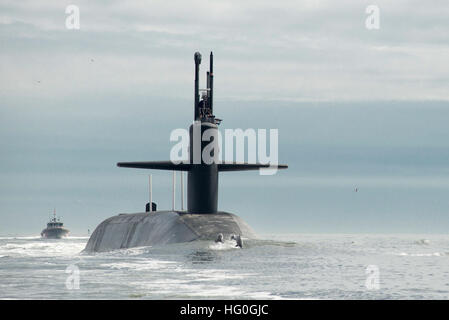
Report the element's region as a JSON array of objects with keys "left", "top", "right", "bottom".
[{"left": 1, "top": 0, "right": 449, "bottom": 101}]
